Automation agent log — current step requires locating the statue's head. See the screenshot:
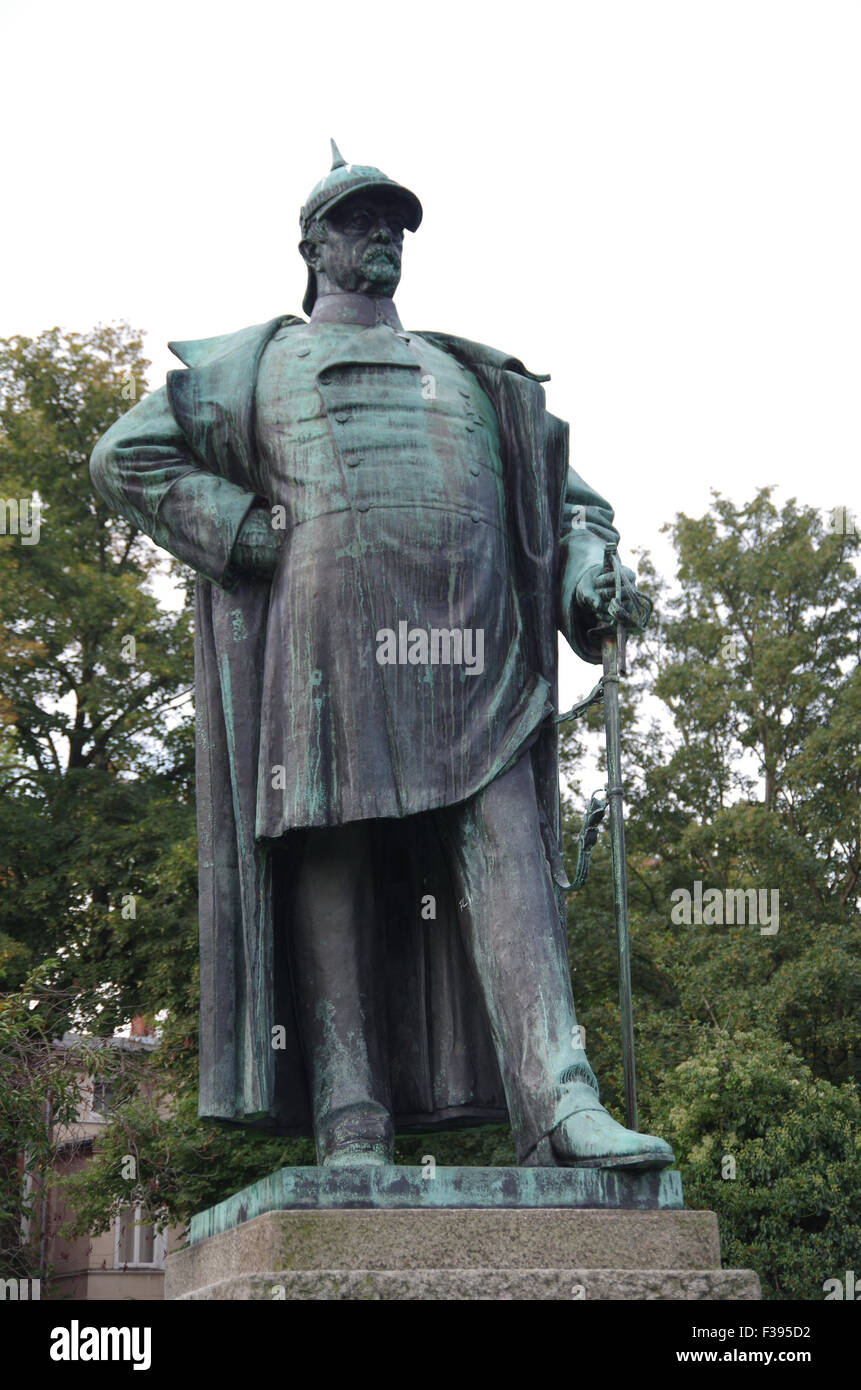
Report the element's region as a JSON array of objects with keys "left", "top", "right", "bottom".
[{"left": 299, "top": 141, "right": 422, "bottom": 314}]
